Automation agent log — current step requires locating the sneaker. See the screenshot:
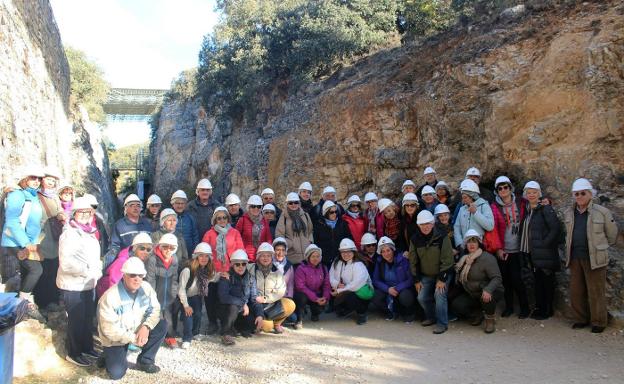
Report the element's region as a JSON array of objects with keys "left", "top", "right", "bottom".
[
  {"left": 356, "top": 314, "right": 367, "bottom": 325},
  {"left": 82, "top": 350, "right": 100, "bottom": 359},
  {"left": 310, "top": 314, "right": 320, "bottom": 322},
  {"left": 137, "top": 363, "right": 161, "bottom": 374},
  {"left": 164, "top": 337, "right": 178, "bottom": 348},
  {"left": 66, "top": 355, "right": 91, "bottom": 367},
  {"left": 221, "top": 335, "right": 235, "bottom": 346},
  {"left": 293, "top": 322, "right": 303, "bottom": 330},
  {"left": 273, "top": 325, "right": 285, "bottom": 334},
  {"left": 421, "top": 319, "right": 435, "bottom": 327},
  {"left": 432, "top": 325, "right": 448, "bottom": 334},
  {"left": 193, "top": 334, "right": 207, "bottom": 341},
  {"left": 181, "top": 341, "right": 191, "bottom": 349}
]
